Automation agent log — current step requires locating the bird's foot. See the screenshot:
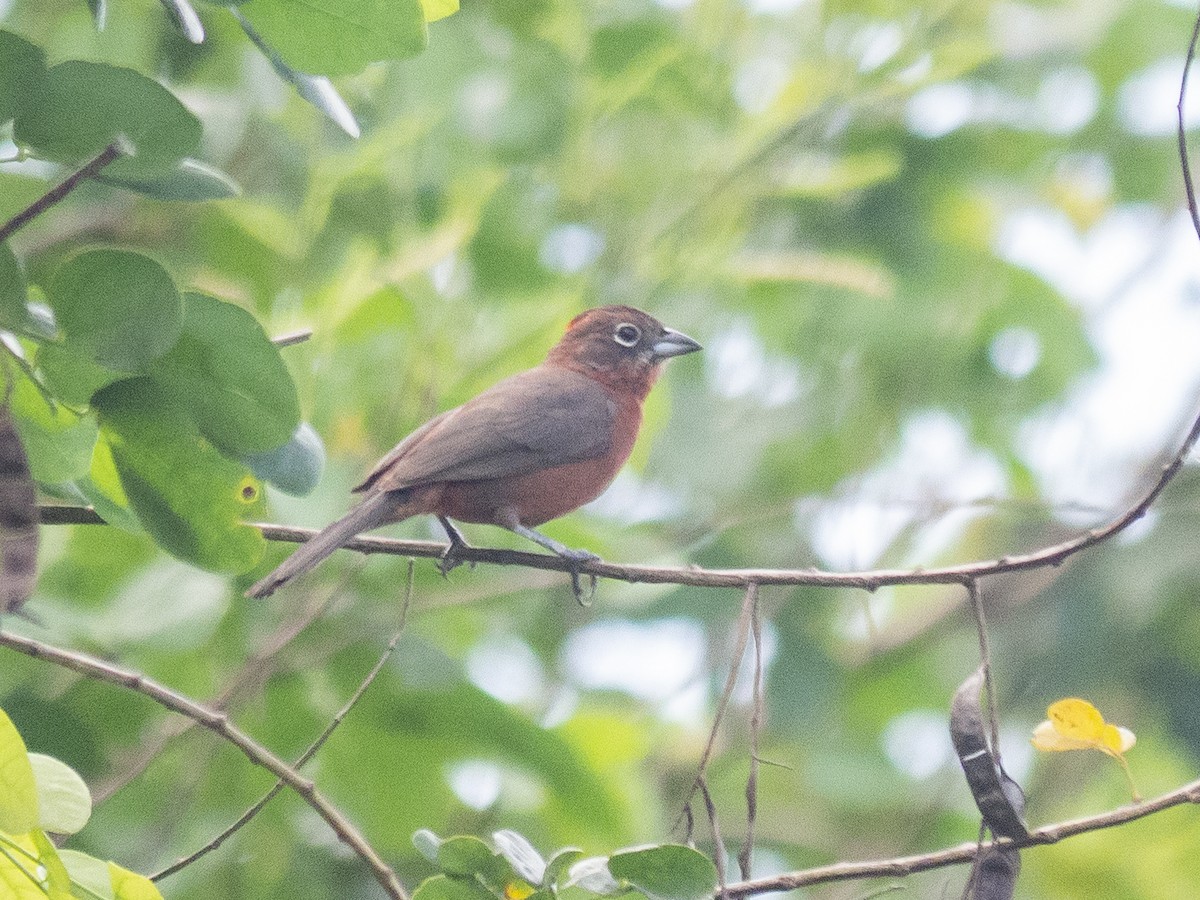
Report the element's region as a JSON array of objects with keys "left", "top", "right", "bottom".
[
  {"left": 559, "top": 547, "right": 599, "bottom": 607},
  {"left": 437, "top": 516, "right": 475, "bottom": 577},
  {"left": 438, "top": 536, "right": 473, "bottom": 576}
]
